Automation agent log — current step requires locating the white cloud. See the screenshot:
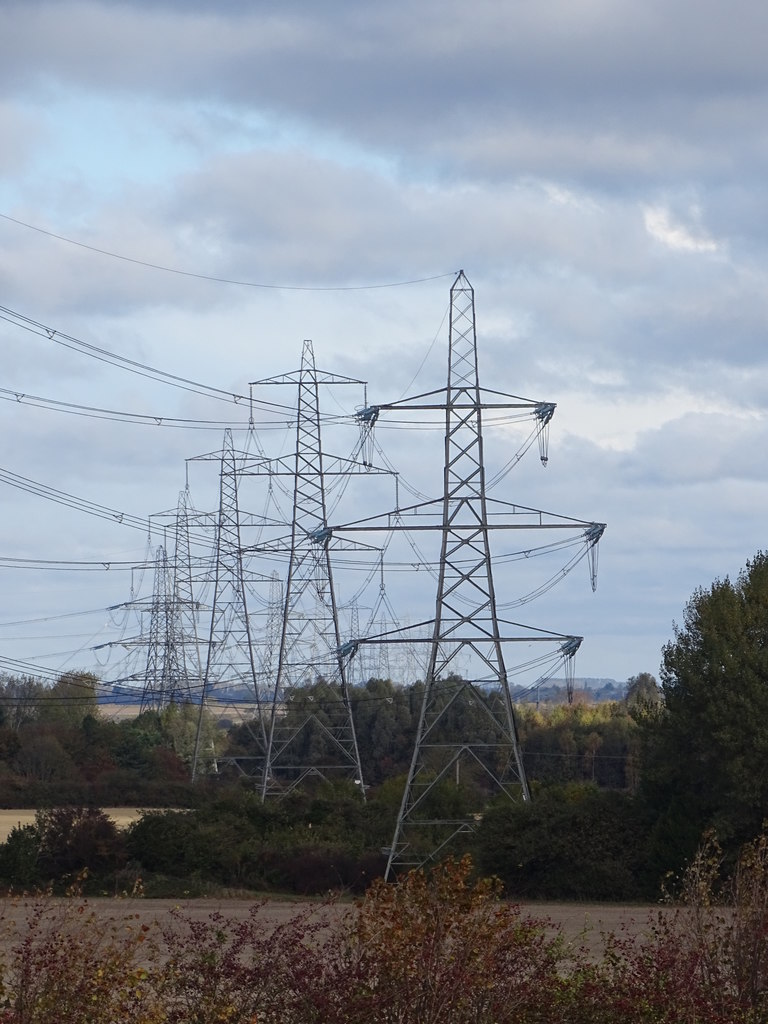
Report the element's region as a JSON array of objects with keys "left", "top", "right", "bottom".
[{"left": 643, "top": 204, "right": 719, "bottom": 253}]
